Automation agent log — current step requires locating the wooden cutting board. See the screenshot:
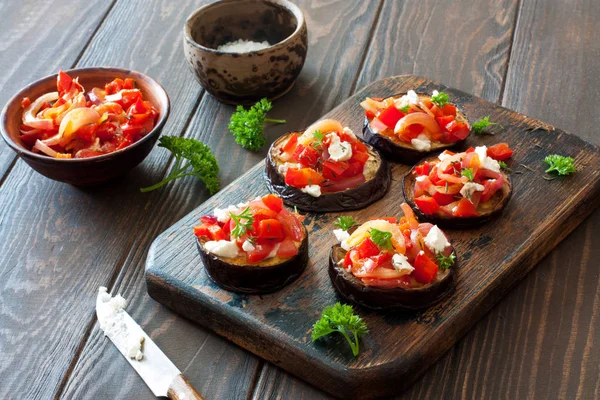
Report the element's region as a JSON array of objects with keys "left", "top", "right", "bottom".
[{"left": 145, "top": 76, "right": 600, "bottom": 399}]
